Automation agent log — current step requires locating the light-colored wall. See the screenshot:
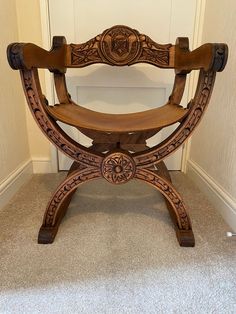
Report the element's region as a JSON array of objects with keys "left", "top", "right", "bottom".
[
  {"left": 0, "top": 0, "right": 31, "bottom": 207},
  {"left": 0, "top": 0, "right": 54, "bottom": 209},
  {"left": 187, "top": 0, "right": 236, "bottom": 229},
  {"left": 15, "top": 0, "right": 51, "bottom": 164}
]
